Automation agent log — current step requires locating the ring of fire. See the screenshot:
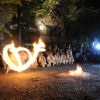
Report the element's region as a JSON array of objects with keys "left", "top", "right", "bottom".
[{"left": 2, "top": 39, "right": 45, "bottom": 72}]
